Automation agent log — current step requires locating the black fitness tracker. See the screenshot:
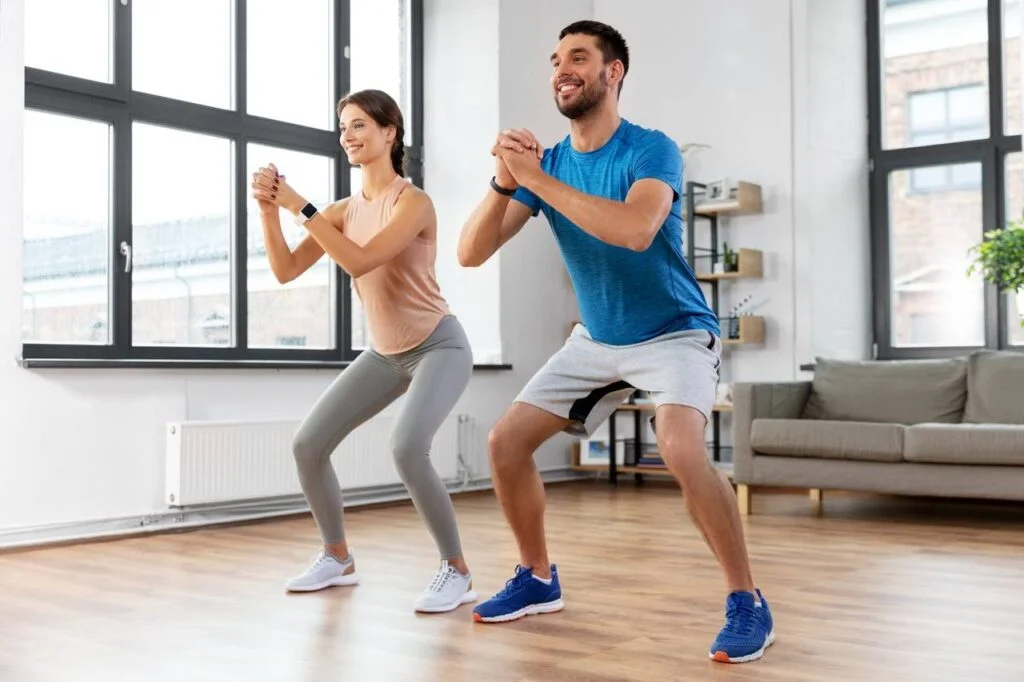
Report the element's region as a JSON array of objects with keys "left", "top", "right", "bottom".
[{"left": 490, "top": 176, "right": 516, "bottom": 196}]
